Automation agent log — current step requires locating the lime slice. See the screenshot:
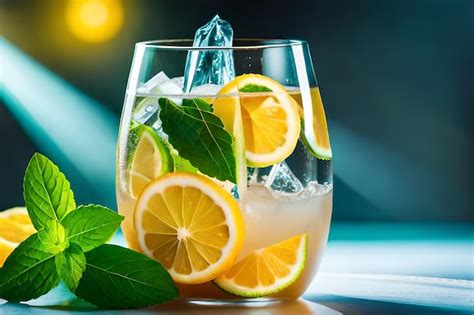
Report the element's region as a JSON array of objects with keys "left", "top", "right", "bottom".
[
  {"left": 214, "top": 233, "right": 308, "bottom": 297},
  {"left": 171, "top": 151, "right": 198, "bottom": 173},
  {"left": 128, "top": 124, "right": 173, "bottom": 198}
]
